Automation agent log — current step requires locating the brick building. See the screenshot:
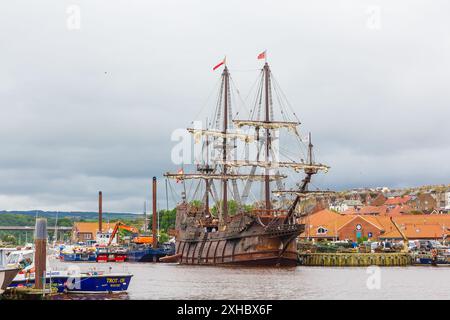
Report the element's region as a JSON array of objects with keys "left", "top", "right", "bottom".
[
  {"left": 72, "top": 222, "right": 117, "bottom": 243},
  {"left": 369, "top": 193, "right": 387, "bottom": 206},
  {"left": 408, "top": 193, "right": 437, "bottom": 213},
  {"left": 300, "top": 209, "right": 450, "bottom": 242}
]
